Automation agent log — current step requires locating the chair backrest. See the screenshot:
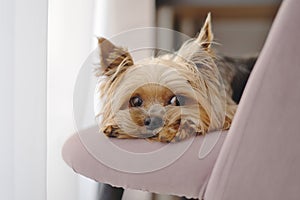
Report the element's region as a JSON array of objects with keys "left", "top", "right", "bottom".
[{"left": 204, "top": 0, "right": 300, "bottom": 199}]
